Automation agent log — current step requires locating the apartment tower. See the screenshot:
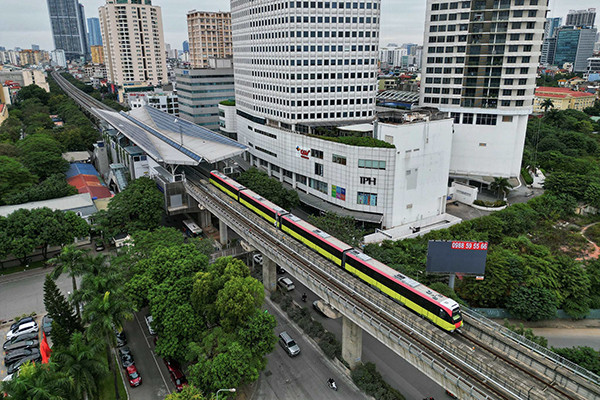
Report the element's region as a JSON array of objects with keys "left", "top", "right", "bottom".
[
  {"left": 47, "top": 0, "right": 89, "bottom": 61},
  {"left": 99, "top": 0, "right": 167, "bottom": 87},
  {"left": 187, "top": 11, "right": 232, "bottom": 68},
  {"left": 565, "top": 8, "right": 596, "bottom": 28},
  {"left": 420, "top": 0, "right": 547, "bottom": 180}
]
